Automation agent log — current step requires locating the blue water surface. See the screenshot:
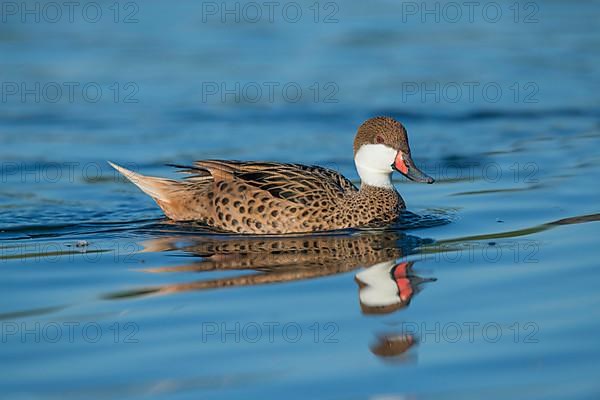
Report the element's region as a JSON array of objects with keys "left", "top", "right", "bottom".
[{"left": 1, "top": 1, "right": 600, "bottom": 399}]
